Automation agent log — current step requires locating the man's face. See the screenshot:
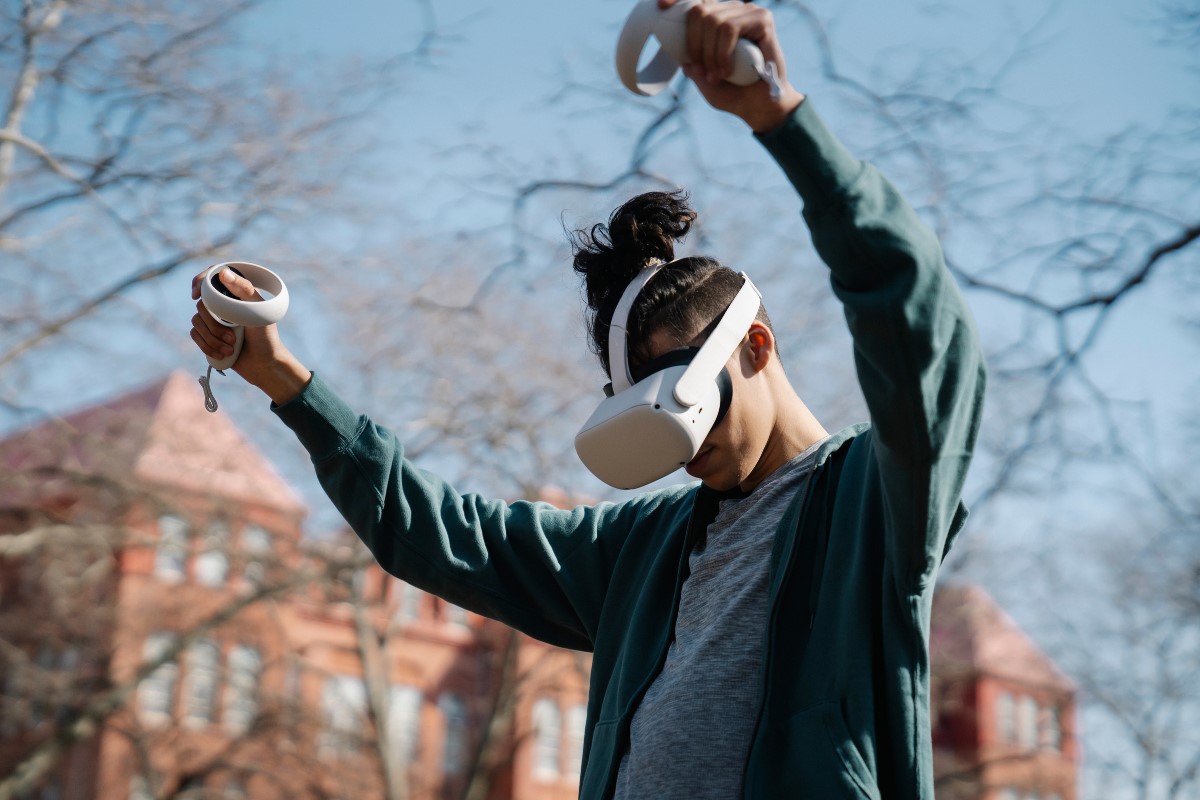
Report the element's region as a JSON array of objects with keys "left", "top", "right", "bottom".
[{"left": 644, "top": 328, "right": 772, "bottom": 492}]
